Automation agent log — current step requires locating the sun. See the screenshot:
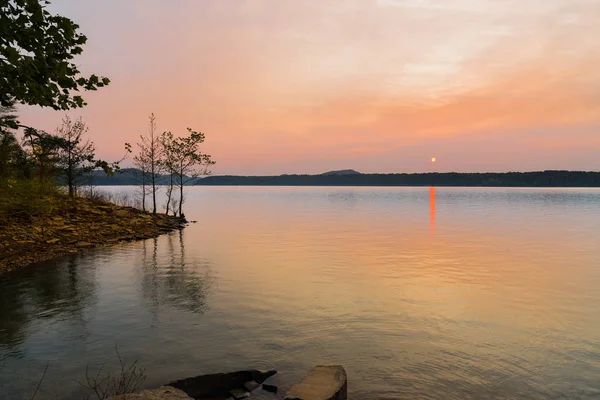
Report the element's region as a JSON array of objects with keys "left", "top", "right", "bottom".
[{"left": 431, "top": 157, "right": 436, "bottom": 163}]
